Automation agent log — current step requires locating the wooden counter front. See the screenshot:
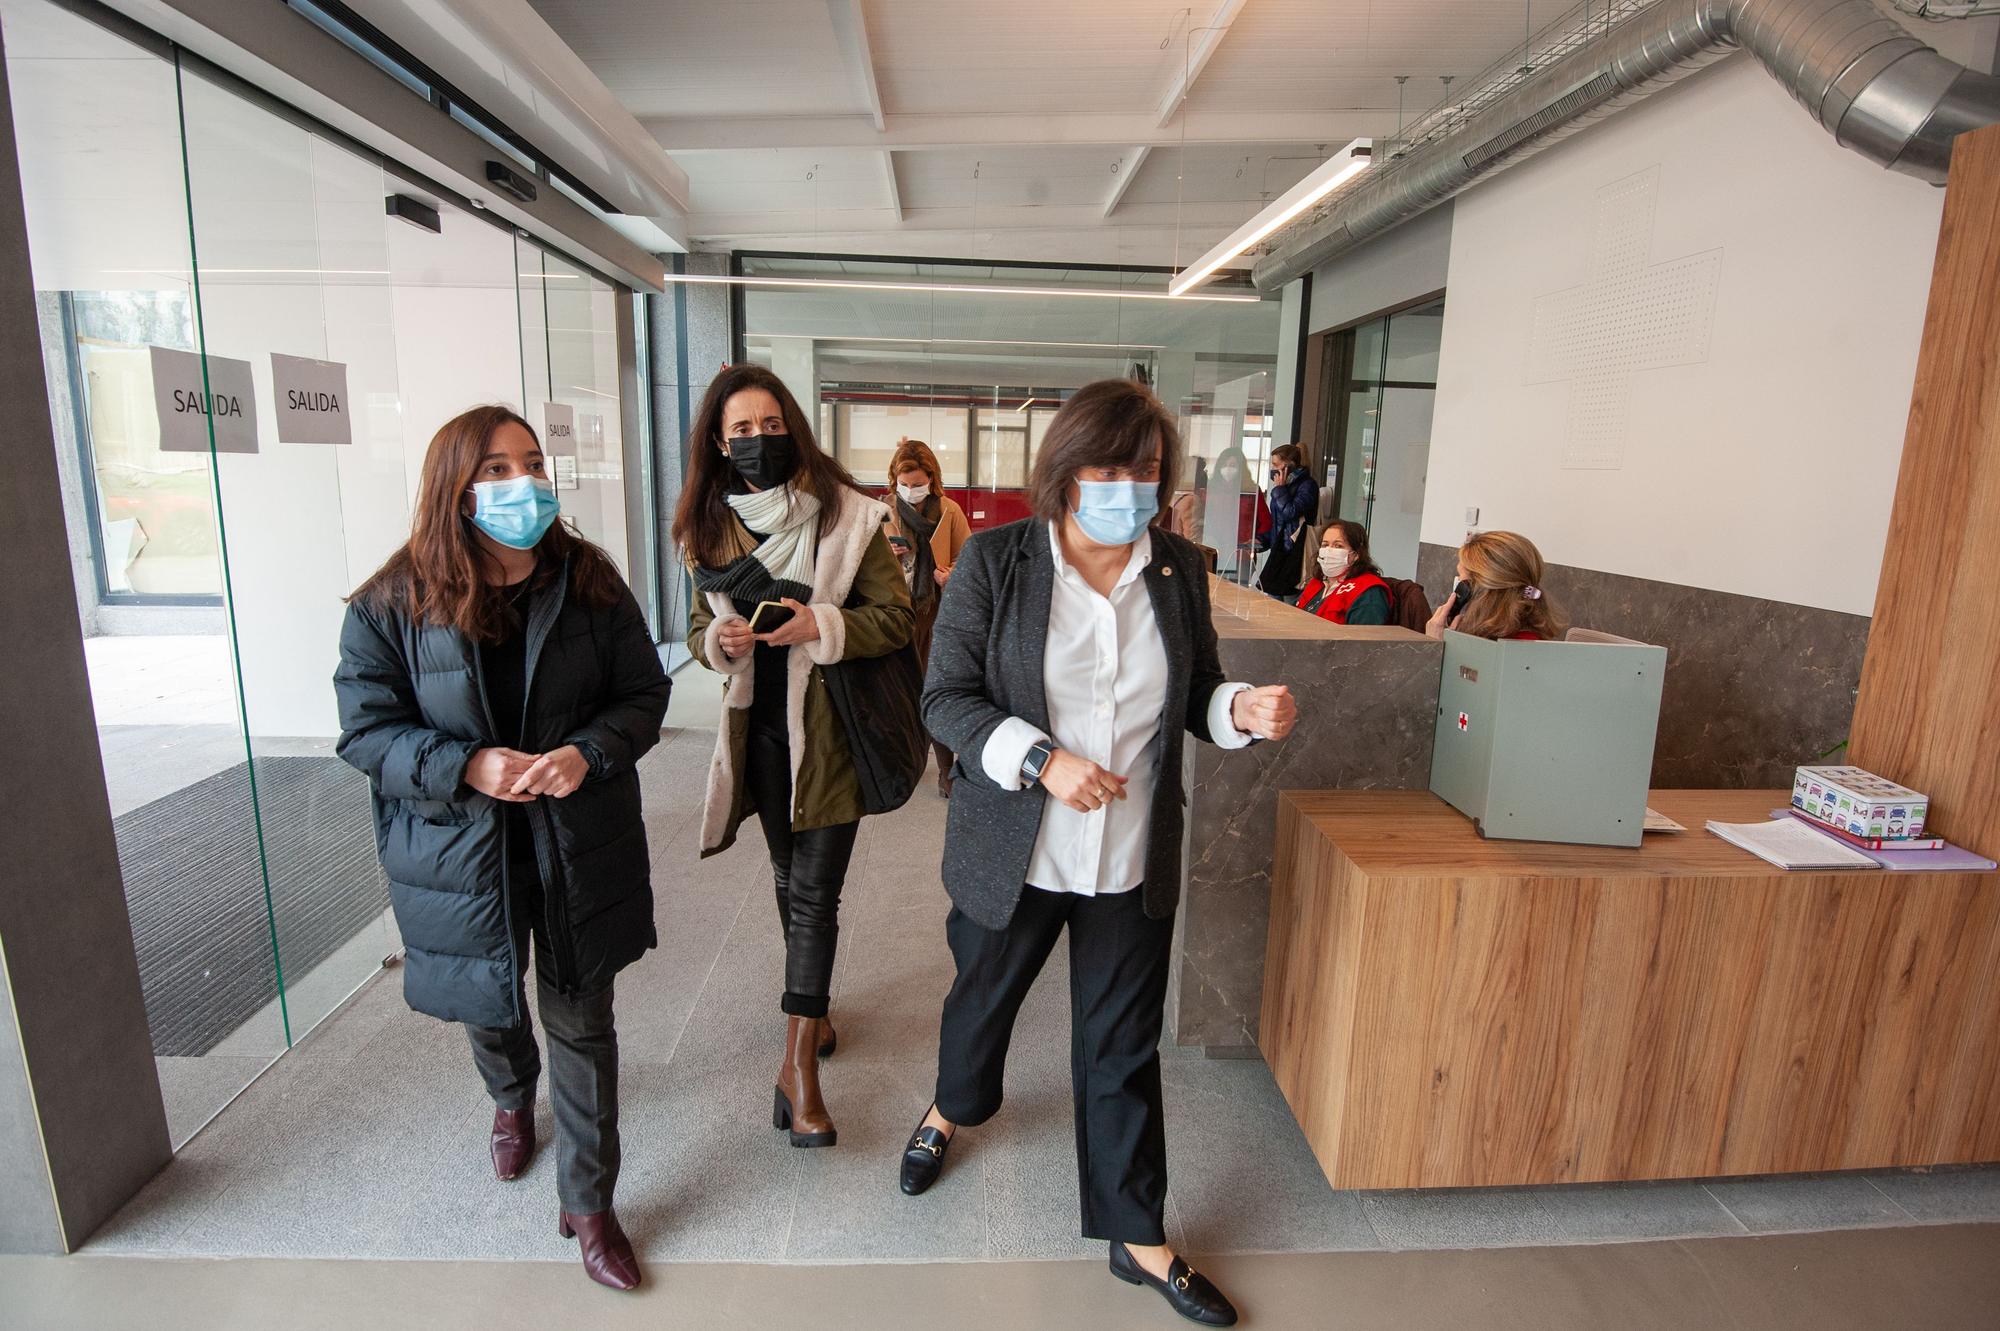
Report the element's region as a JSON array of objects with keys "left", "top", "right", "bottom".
[{"left": 1259, "top": 789, "right": 2000, "bottom": 1189}]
